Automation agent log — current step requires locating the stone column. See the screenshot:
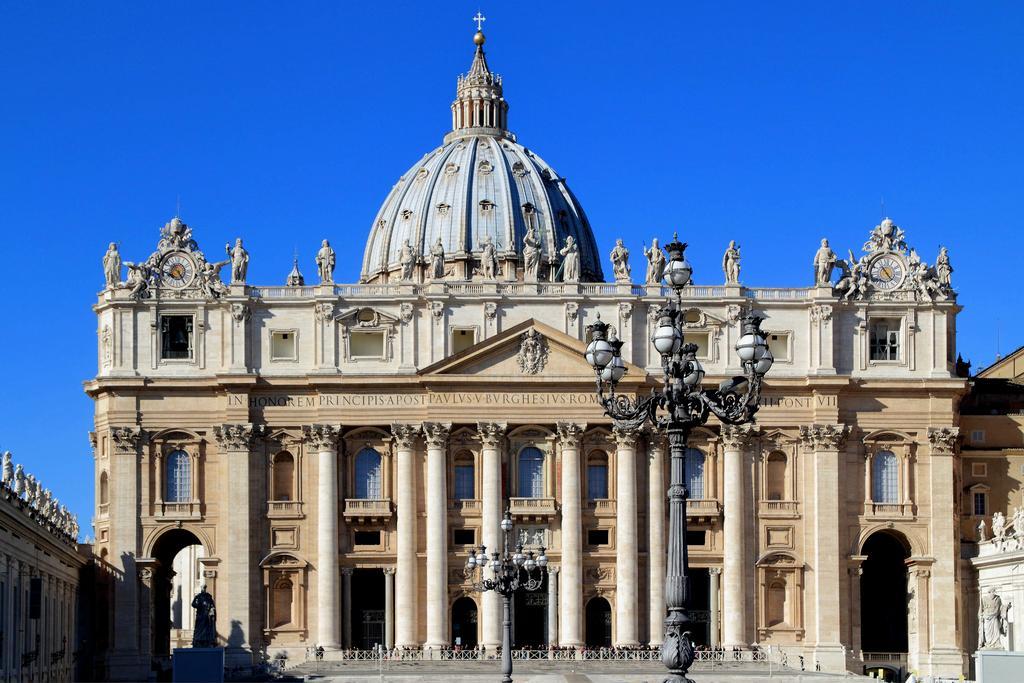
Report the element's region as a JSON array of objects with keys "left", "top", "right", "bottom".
[
  {"left": 613, "top": 424, "right": 640, "bottom": 646},
  {"left": 477, "top": 422, "right": 507, "bottom": 650},
  {"left": 214, "top": 423, "right": 259, "bottom": 662},
  {"left": 423, "top": 422, "right": 452, "bottom": 651},
  {"left": 721, "top": 423, "right": 755, "bottom": 650},
  {"left": 384, "top": 567, "right": 396, "bottom": 649},
  {"left": 391, "top": 424, "right": 420, "bottom": 648},
  {"left": 547, "top": 566, "right": 560, "bottom": 646},
  {"left": 709, "top": 567, "right": 722, "bottom": 648},
  {"left": 304, "top": 423, "right": 342, "bottom": 650},
  {"left": 648, "top": 430, "right": 666, "bottom": 646},
  {"left": 924, "top": 427, "right": 962, "bottom": 676},
  {"left": 799, "top": 423, "right": 849, "bottom": 672},
  {"left": 107, "top": 427, "right": 143, "bottom": 679},
  {"left": 342, "top": 567, "right": 353, "bottom": 649},
  {"left": 557, "top": 421, "right": 586, "bottom": 647}
]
